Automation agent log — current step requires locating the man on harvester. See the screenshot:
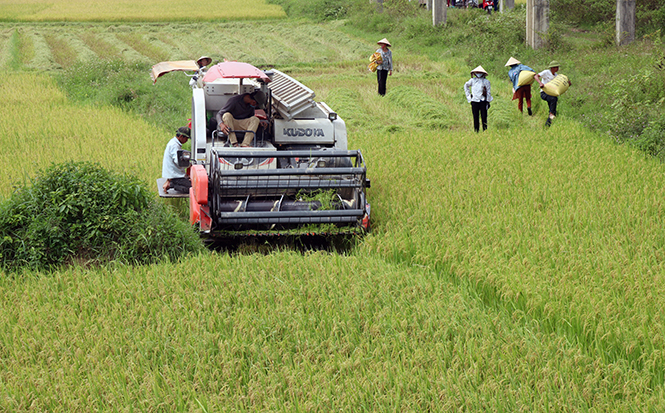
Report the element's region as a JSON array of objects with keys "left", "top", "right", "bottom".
[
  {"left": 161, "top": 126, "right": 191, "bottom": 193},
  {"left": 214, "top": 90, "right": 267, "bottom": 147}
]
